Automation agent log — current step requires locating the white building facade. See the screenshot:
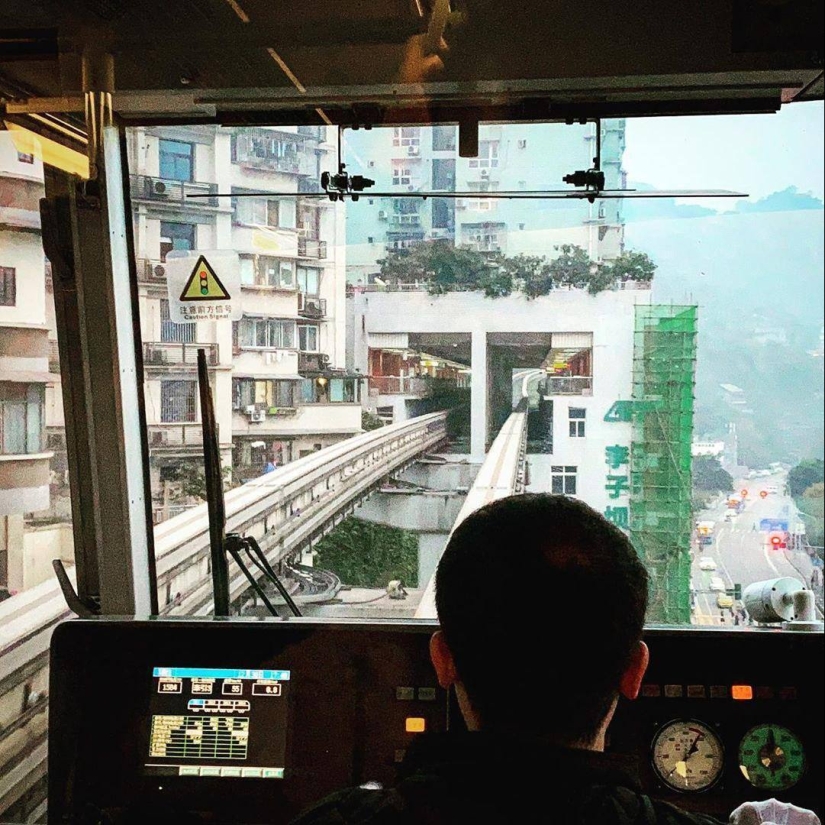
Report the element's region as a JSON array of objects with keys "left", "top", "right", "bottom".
[
  {"left": 350, "top": 286, "right": 650, "bottom": 518},
  {"left": 126, "top": 125, "right": 360, "bottom": 518}
]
